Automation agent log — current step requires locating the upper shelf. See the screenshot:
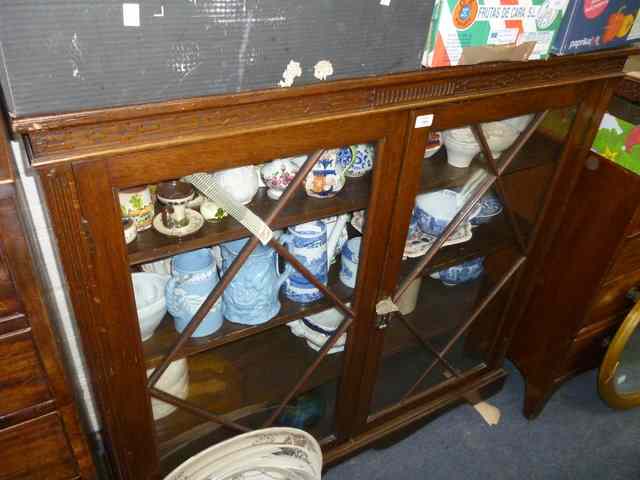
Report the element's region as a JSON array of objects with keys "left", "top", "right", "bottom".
[{"left": 128, "top": 174, "right": 371, "bottom": 265}]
